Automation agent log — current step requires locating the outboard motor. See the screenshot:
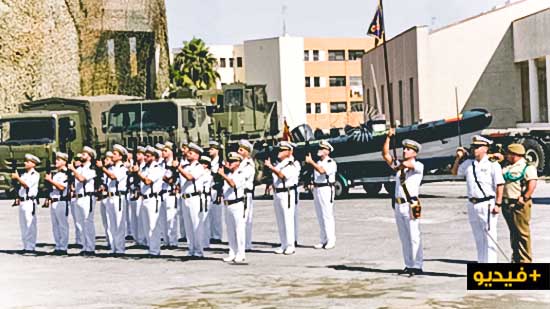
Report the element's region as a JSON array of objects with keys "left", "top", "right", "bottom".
[{"left": 291, "top": 124, "right": 315, "bottom": 142}]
